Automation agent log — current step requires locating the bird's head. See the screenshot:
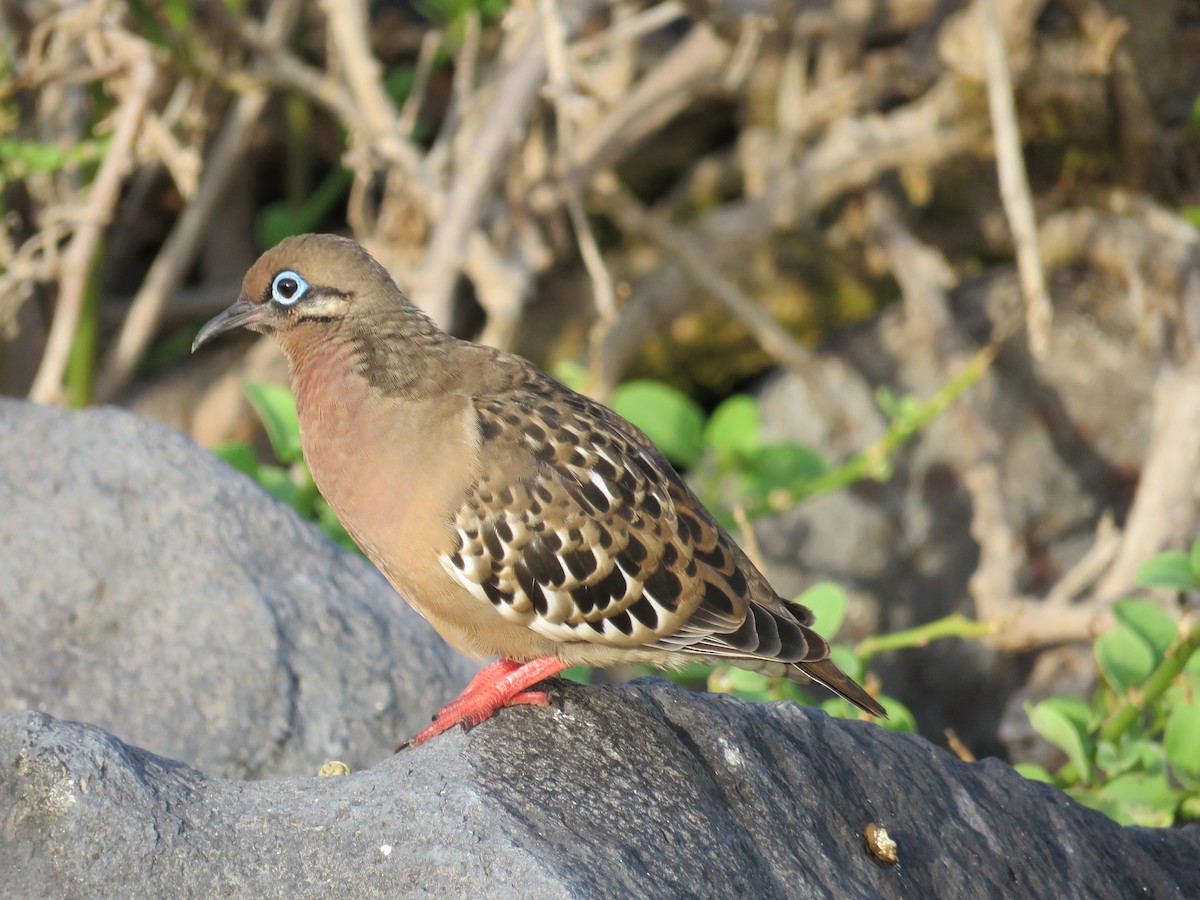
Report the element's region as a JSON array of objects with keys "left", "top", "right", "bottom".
[{"left": 192, "top": 233, "right": 422, "bottom": 353}]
